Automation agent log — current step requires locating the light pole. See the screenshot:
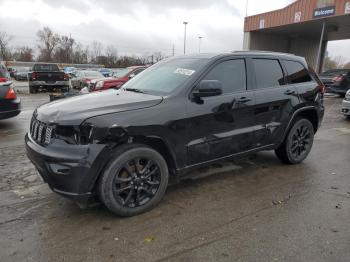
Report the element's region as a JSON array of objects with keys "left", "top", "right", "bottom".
[
  {"left": 245, "top": 0, "right": 249, "bottom": 17},
  {"left": 198, "top": 36, "right": 203, "bottom": 53},
  {"left": 183, "top": 21, "right": 188, "bottom": 55}
]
